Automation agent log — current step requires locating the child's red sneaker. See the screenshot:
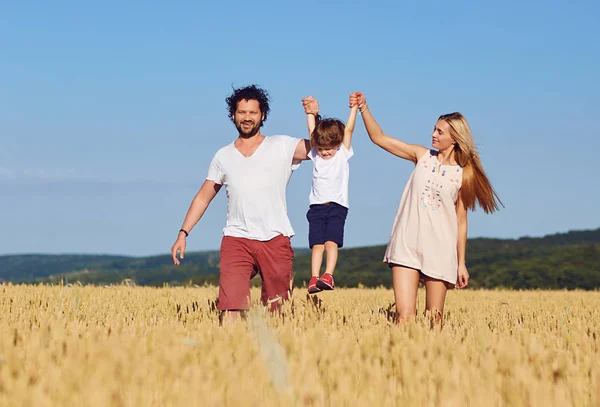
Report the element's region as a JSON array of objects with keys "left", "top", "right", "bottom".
[
  {"left": 308, "top": 276, "right": 322, "bottom": 294},
  {"left": 316, "top": 273, "right": 334, "bottom": 291}
]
